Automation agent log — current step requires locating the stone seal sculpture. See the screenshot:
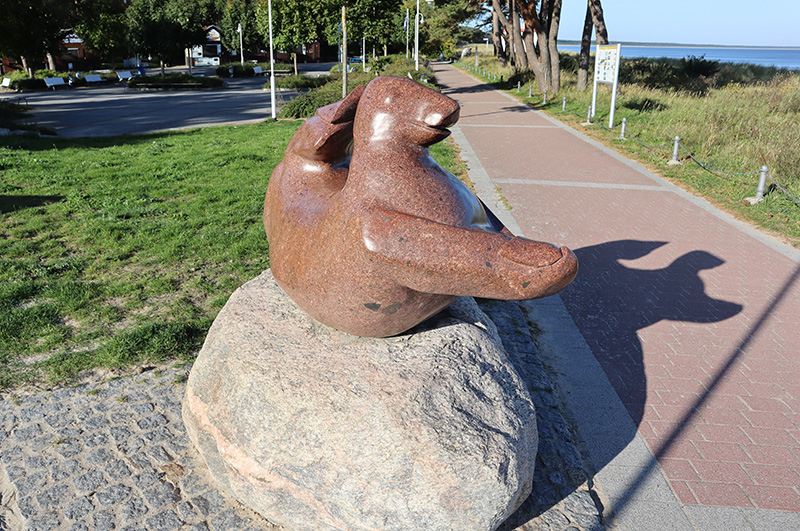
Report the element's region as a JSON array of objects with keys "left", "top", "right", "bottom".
[
  {"left": 185, "top": 75, "right": 579, "bottom": 531},
  {"left": 264, "top": 76, "right": 578, "bottom": 337}
]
